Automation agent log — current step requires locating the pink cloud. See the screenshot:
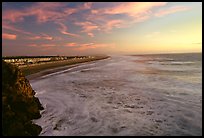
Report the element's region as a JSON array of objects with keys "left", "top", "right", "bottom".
[
  {"left": 63, "top": 42, "right": 115, "bottom": 51},
  {"left": 41, "top": 34, "right": 53, "bottom": 40},
  {"left": 105, "top": 19, "right": 125, "bottom": 32},
  {"left": 85, "top": 15, "right": 124, "bottom": 33},
  {"left": 64, "top": 8, "right": 77, "bottom": 15},
  {"left": 56, "top": 22, "right": 79, "bottom": 37},
  {"left": 75, "top": 21, "right": 100, "bottom": 37},
  {"left": 2, "top": 9, "right": 26, "bottom": 23},
  {"left": 2, "top": 2, "right": 75, "bottom": 23},
  {"left": 107, "top": 2, "right": 166, "bottom": 15},
  {"left": 87, "top": 33, "right": 94, "bottom": 37},
  {"left": 27, "top": 33, "right": 53, "bottom": 40},
  {"left": 83, "top": 2, "right": 93, "bottom": 9},
  {"left": 132, "top": 15, "right": 150, "bottom": 23},
  {"left": 83, "top": 16, "right": 128, "bottom": 33},
  {"left": 3, "top": 21, "right": 54, "bottom": 41},
  {"left": 27, "top": 43, "right": 56, "bottom": 47},
  {"left": 54, "top": 36, "right": 63, "bottom": 41},
  {"left": 3, "top": 3, "right": 78, "bottom": 39},
  {"left": 91, "top": 10, "right": 98, "bottom": 14},
  {"left": 75, "top": 42, "right": 115, "bottom": 51},
  {"left": 30, "top": 3, "right": 66, "bottom": 23},
  {"left": 28, "top": 36, "right": 41, "bottom": 40},
  {"left": 42, "top": 44, "right": 56, "bottom": 47},
  {"left": 154, "top": 6, "right": 191, "bottom": 17},
  {"left": 3, "top": 2, "right": 188, "bottom": 43},
  {"left": 80, "top": 43, "right": 95, "bottom": 47},
  {"left": 61, "top": 31, "right": 79, "bottom": 37},
  {"left": 33, "top": 10, "right": 64, "bottom": 23},
  {"left": 28, "top": 44, "right": 38, "bottom": 47},
  {"left": 91, "top": 2, "right": 167, "bottom": 17},
  {"left": 2, "top": 33, "right": 17, "bottom": 40},
  {"left": 86, "top": 2, "right": 169, "bottom": 32},
  {"left": 2, "top": 21, "right": 33, "bottom": 35},
  {"left": 39, "top": 33, "right": 53, "bottom": 40},
  {"left": 65, "top": 43, "right": 78, "bottom": 47},
  {"left": 44, "top": 36, "right": 53, "bottom": 40}
]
